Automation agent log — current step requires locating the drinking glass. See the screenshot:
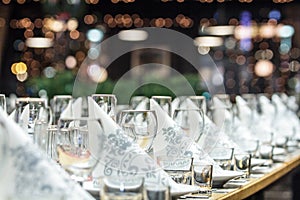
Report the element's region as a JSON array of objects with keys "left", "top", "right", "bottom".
[
  {"left": 188, "top": 96, "right": 207, "bottom": 115},
  {"left": 118, "top": 110, "right": 157, "bottom": 153},
  {"left": 172, "top": 108, "right": 205, "bottom": 143},
  {"left": 0, "top": 120, "right": 8, "bottom": 177},
  {"left": 51, "top": 95, "right": 73, "bottom": 125},
  {"left": 193, "top": 164, "right": 213, "bottom": 196},
  {"left": 46, "top": 125, "right": 59, "bottom": 161},
  {"left": 101, "top": 176, "right": 144, "bottom": 200},
  {"left": 56, "top": 117, "right": 104, "bottom": 183},
  {"left": 151, "top": 96, "right": 172, "bottom": 116},
  {"left": 208, "top": 95, "right": 233, "bottom": 135},
  {"left": 238, "top": 139, "right": 259, "bottom": 158},
  {"left": 92, "top": 94, "right": 117, "bottom": 121},
  {"left": 212, "top": 94, "right": 232, "bottom": 108},
  {"left": 233, "top": 153, "right": 251, "bottom": 178},
  {"left": 258, "top": 144, "right": 274, "bottom": 160},
  {"left": 15, "top": 97, "right": 49, "bottom": 135},
  {"left": 156, "top": 155, "right": 193, "bottom": 185},
  {"left": 130, "top": 96, "right": 150, "bottom": 110},
  {"left": 144, "top": 183, "right": 170, "bottom": 200},
  {"left": 209, "top": 147, "right": 234, "bottom": 170},
  {"left": 0, "top": 94, "right": 6, "bottom": 113}
]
